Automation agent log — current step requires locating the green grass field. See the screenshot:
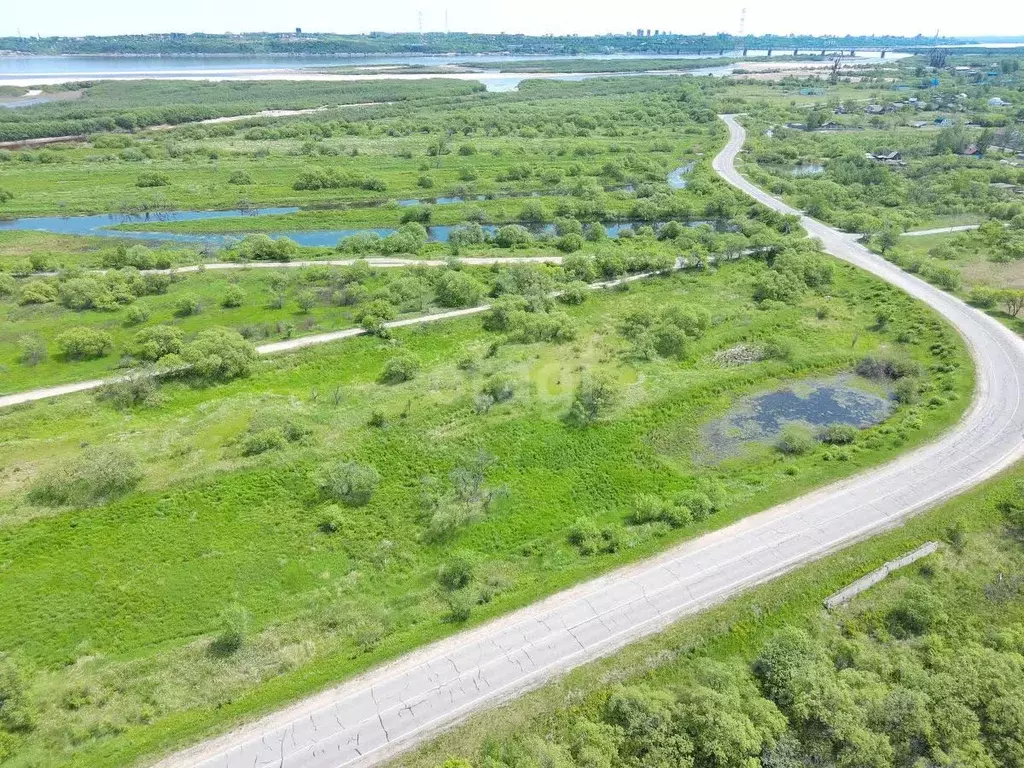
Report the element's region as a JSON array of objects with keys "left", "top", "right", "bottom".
[{"left": 0, "top": 70, "right": 1003, "bottom": 768}]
